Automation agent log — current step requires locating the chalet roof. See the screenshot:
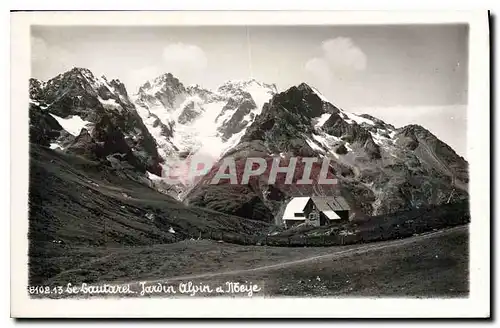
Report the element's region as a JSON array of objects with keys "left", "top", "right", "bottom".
[
  {"left": 282, "top": 197, "right": 310, "bottom": 221},
  {"left": 282, "top": 196, "right": 350, "bottom": 222},
  {"left": 311, "top": 196, "right": 350, "bottom": 211},
  {"left": 322, "top": 210, "right": 341, "bottom": 221}
]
